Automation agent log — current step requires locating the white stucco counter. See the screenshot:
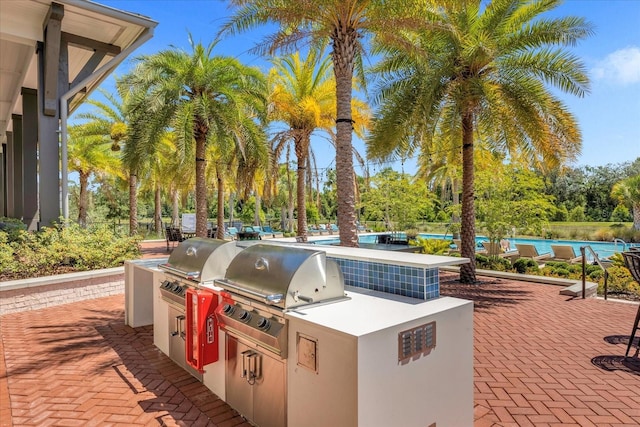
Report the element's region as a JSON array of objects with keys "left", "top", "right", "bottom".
[
  {"left": 285, "top": 287, "right": 474, "bottom": 427},
  {"left": 124, "top": 258, "right": 168, "bottom": 328}
]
